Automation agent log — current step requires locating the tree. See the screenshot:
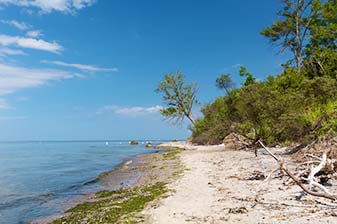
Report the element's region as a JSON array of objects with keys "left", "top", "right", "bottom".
[
  {"left": 215, "top": 74, "right": 234, "bottom": 95},
  {"left": 308, "top": 0, "right": 337, "bottom": 53},
  {"left": 261, "top": 0, "right": 319, "bottom": 73},
  {"left": 304, "top": 0, "right": 337, "bottom": 77},
  {"left": 155, "top": 72, "right": 198, "bottom": 126},
  {"left": 239, "top": 66, "right": 256, "bottom": 86}
]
